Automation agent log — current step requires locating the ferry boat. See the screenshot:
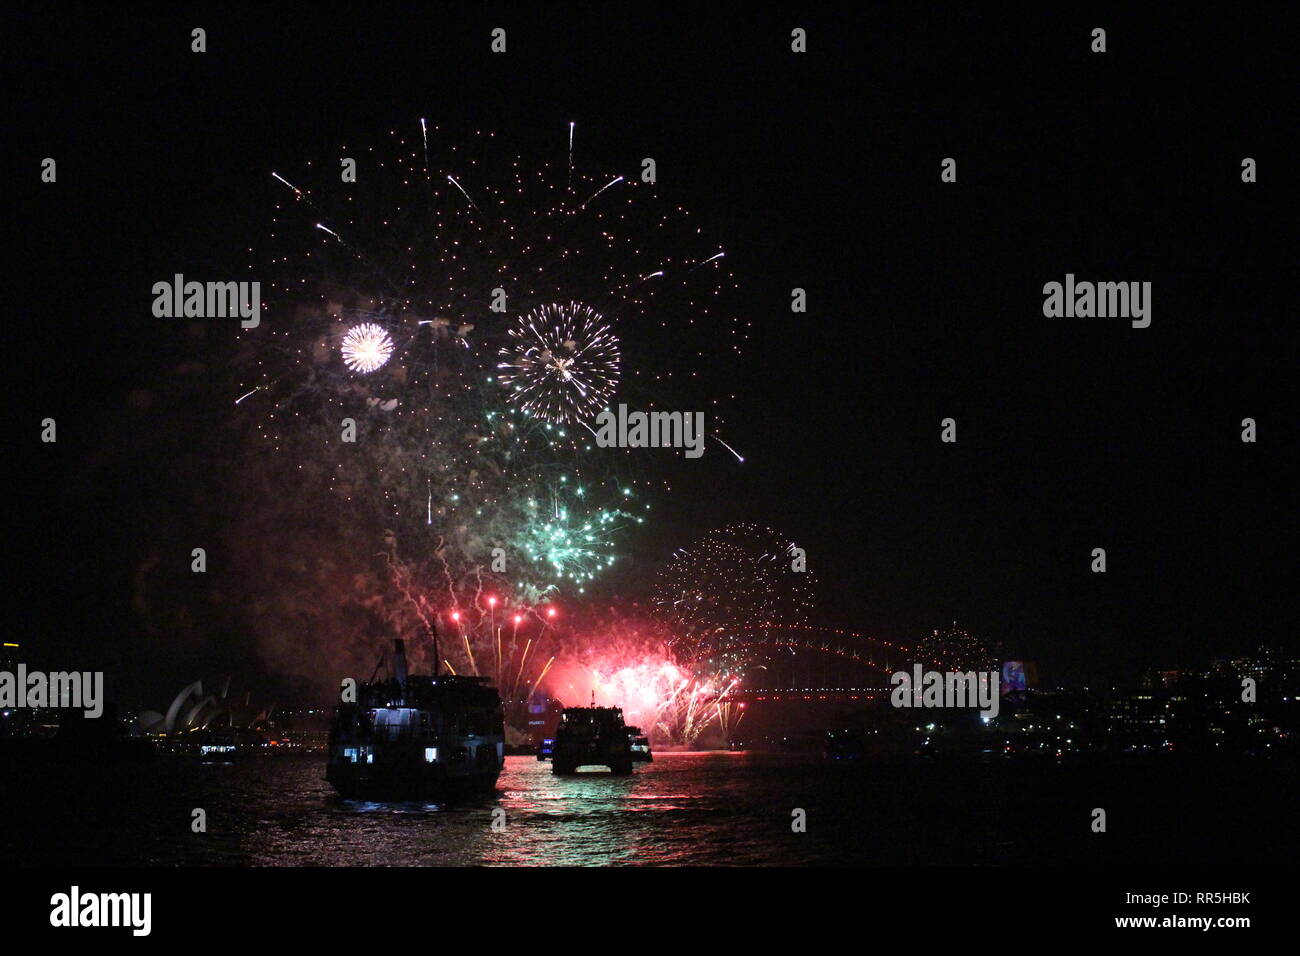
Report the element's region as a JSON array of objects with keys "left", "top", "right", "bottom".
[
  {"left": 326, "top": 638, "right": 504, "bottom": 798},
  {"left": 544, "top": 705, "right": 644, "bottom": 774},
  {"left": 536, "top": 722, "right": 652, "bottom": 763}
]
